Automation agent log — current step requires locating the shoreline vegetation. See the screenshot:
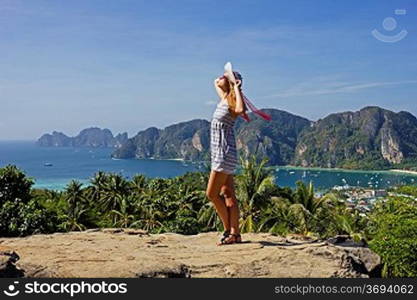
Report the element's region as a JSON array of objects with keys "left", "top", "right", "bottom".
[
  {"left": 16, "top": 161, "right": 417, "bottom": 192},
  {"left": 120, "top": 157, "right": 417, "bottom": 176},
  {"left": 0, "top": 155, "right": 416, "bottom": 277},
  {"left": 268, "top": 165, "right": 417, "bottom": 176}
]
